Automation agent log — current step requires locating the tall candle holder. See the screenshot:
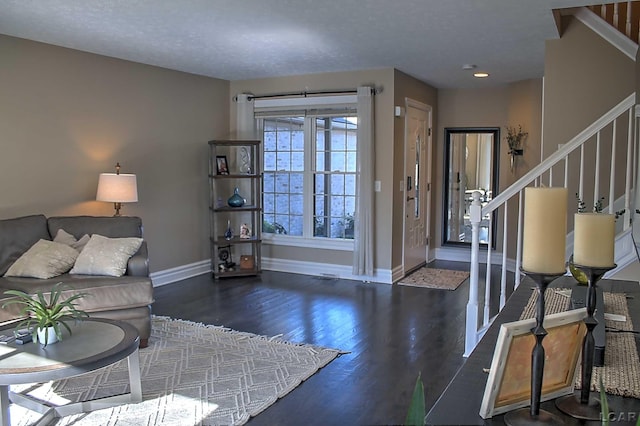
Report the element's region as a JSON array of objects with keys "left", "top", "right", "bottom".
[
  {"left": 504, "top": 269, "right": 565, "bottom": 426},
  {"left": 555, "top": 263, "right": 616, "bottom": 420}
]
